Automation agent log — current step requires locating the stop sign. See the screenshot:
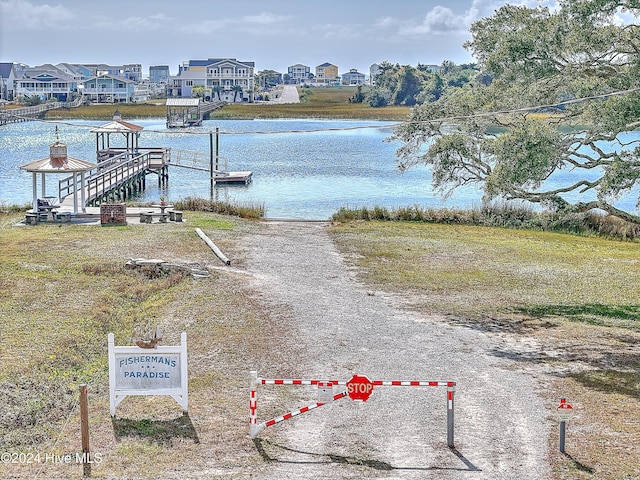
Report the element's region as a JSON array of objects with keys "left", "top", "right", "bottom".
[{"left": 346, "top": 374, "right": 374, "bottom": 401}]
